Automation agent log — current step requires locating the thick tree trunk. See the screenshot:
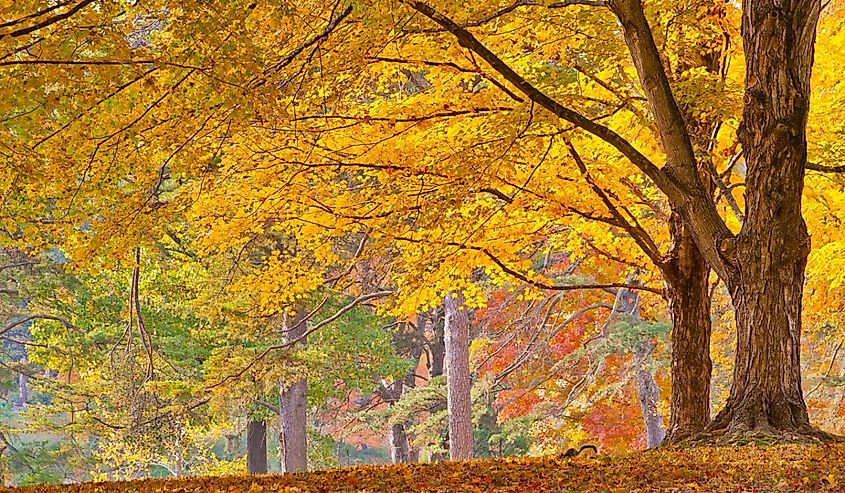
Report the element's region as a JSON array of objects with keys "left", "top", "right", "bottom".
[
  {"left": 247, "top": 420, "right": 268, "bottom": 474},
  {"left": 661, "top": 0, "right": 727, "bottom": 444},
  {"left": 709, "top": 0, "right": 821, "bottom": 436},
  {"left": 663, "top": 217, "right": 712, "bottom": 442},
  {"left": 280, "top": 308, "right": 308, "bottom": 472},
  {"left": 444, "top": 293, "right": 473, "bottom": 460}
]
